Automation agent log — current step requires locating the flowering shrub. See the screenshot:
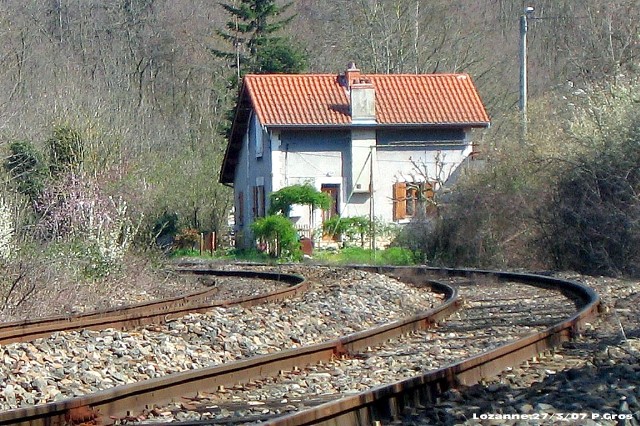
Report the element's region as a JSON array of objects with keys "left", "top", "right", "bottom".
[
  {"left": 35, "top": 171, "right": 140, "bottom": 278},
  {"left": 0, "top": 199, "right": 15, "bottom": 261}
]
